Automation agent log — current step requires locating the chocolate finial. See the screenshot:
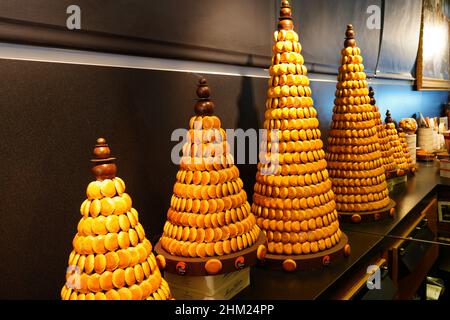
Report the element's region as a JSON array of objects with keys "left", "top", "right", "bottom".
[
  {"left": 344, "top": 24, "right": 356, "bottom": 48},
  {"left": 369, "top": 87, "right": 376, "bottom": 105},
  {"left": 278, "top": 0, "right": 294, "bottom": 30},
  {"left": 91, "top": 138, "right": 117, "bottom": 180},
  {"left": 385, "top": 110, "right": 394, "bottom": 124},
  {"left": 194, "top": 77, "right": 214, "bottom": 116}
]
